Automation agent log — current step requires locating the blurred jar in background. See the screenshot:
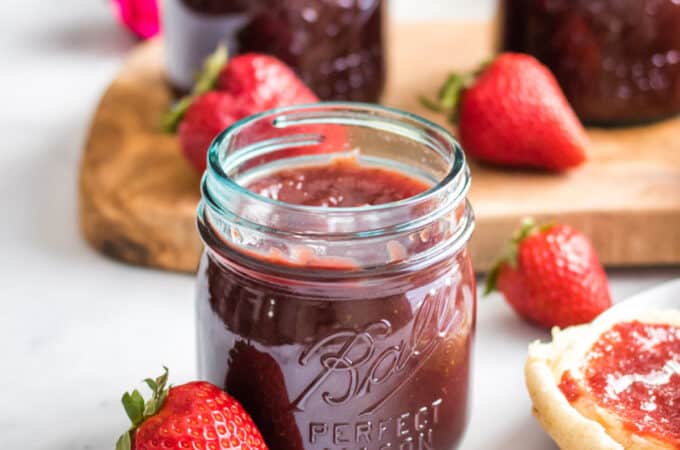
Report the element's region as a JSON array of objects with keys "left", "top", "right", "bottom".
[
  {"left": 163, "top": 0, "right": 386, "bottom": 102},
  {"left": 498, "top": 0, "right": 680, "bottom": 125}
]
